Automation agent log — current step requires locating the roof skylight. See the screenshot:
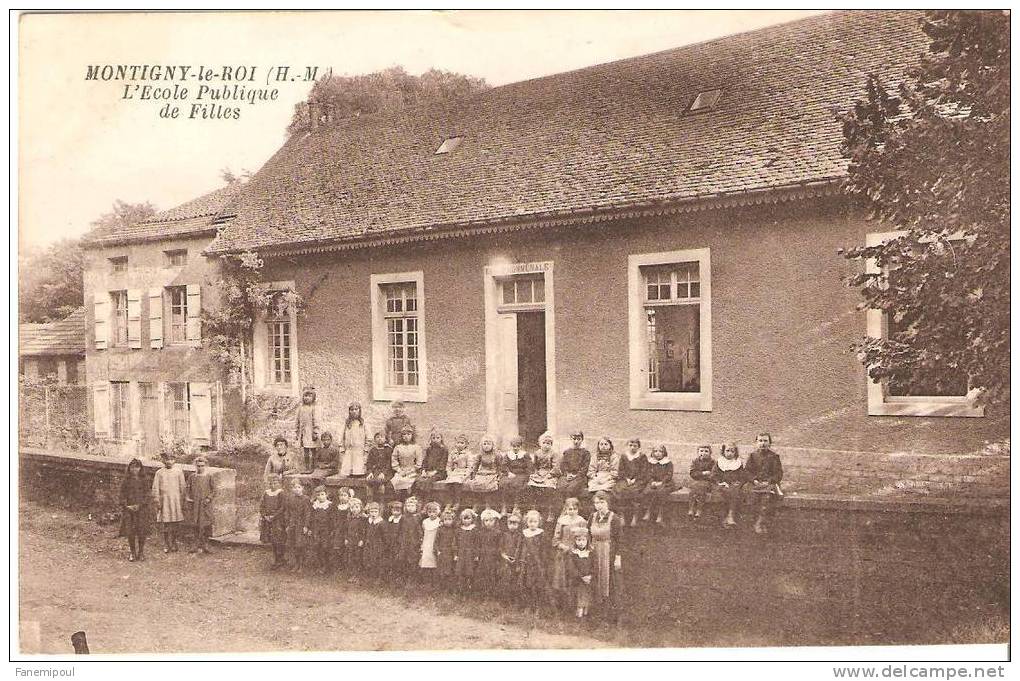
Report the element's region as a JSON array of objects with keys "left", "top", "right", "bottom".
[
  {"left": 689, "top": 89, "right": 723, "bottom": 113},
  {"left": 434, "top": 136, "right": 464, "bottom": 155}
]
